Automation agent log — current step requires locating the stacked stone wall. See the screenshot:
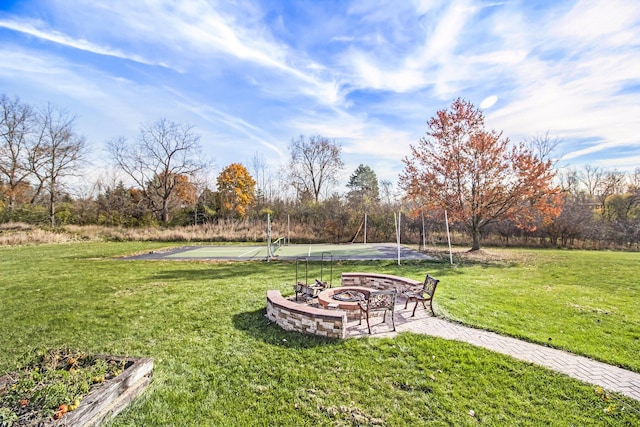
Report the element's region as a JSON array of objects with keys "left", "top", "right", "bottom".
[
  {"left": 266, "top": 290, "right": 347, "bottom": 339},
  {"left": 340, "top": 272, "right": 421, "bottom": 291}
]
